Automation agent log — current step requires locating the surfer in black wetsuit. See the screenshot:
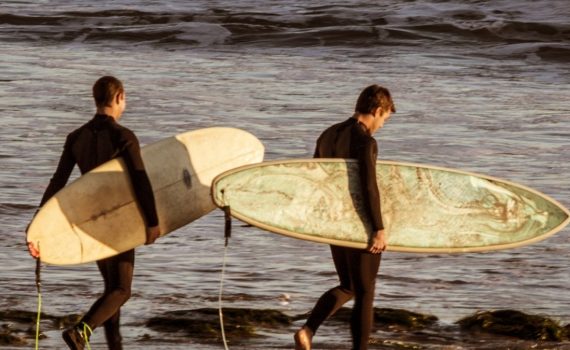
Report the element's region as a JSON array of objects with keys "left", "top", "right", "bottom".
[
  {"left": 294, "top": 85, "right": 395, "bottom": 350},
  {"left": 26, "top": 76, "right": 160, "bottom": 350}
]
